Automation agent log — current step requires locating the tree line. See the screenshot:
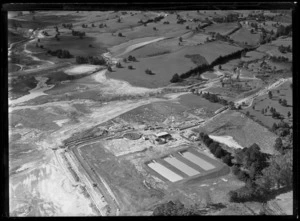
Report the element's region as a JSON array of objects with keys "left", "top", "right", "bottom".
[
  {"left": 170, "top": 48, "right": 249, "bottom": 83},
  {"left": 199, "top": 132, "right": 233, "bottom": 166},
  {"left": 76, "top": 56, "right": 106, "bottom": 65},
  {"left": 47, "top": 49, "right": 73, "bottom": 58},
  {"left": 201, "top": 92, "right": 228, "bottom": 106}
]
